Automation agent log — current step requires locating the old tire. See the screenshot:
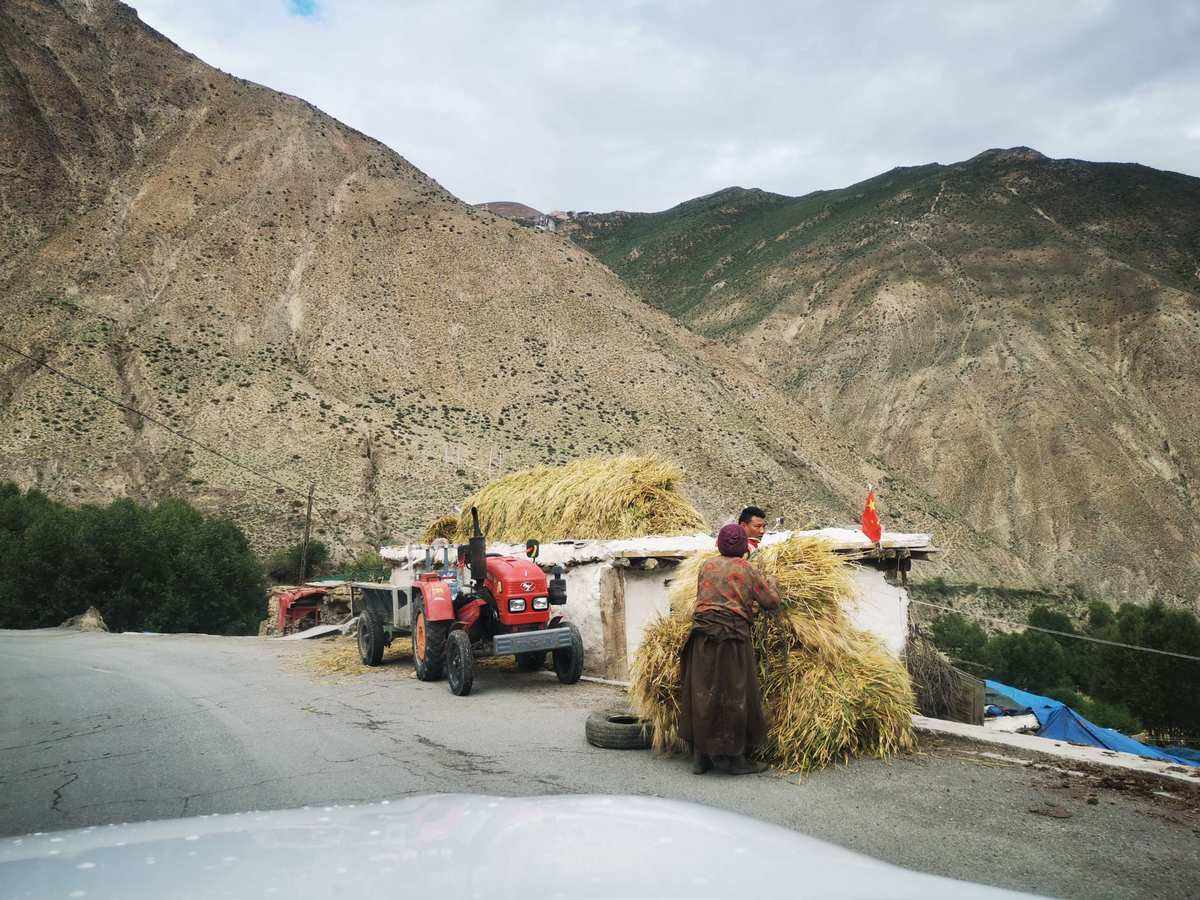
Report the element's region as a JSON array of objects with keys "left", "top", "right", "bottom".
[
  {"left": 447, "top": 630, "right": 474, "bottom": 697},
  {"left": 357, "top": 607, "right": 385, "bottom": 666},
  {"left": 553, "top": 621, "right": 584, "bottom": 685},
  {"left": 515, "top": 650, "right": 546, "bottom": 672},
  {"left": 585, "top": 709, "right": 652, "bottom": 750},
  {"left": 413, "top": 593, "right": 449, "bottom": 682}
]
